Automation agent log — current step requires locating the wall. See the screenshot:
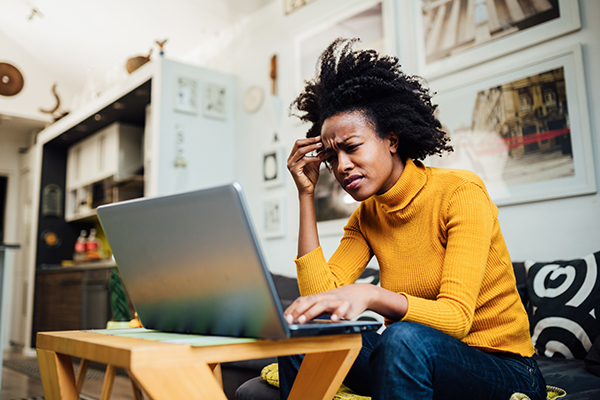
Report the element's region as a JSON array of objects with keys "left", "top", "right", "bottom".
[
  {"left": 0, "top": 29, "right": 78, "bottom": 122},
  {"left": 216, "top": 0, "right": 599, "bottom": 277}
]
